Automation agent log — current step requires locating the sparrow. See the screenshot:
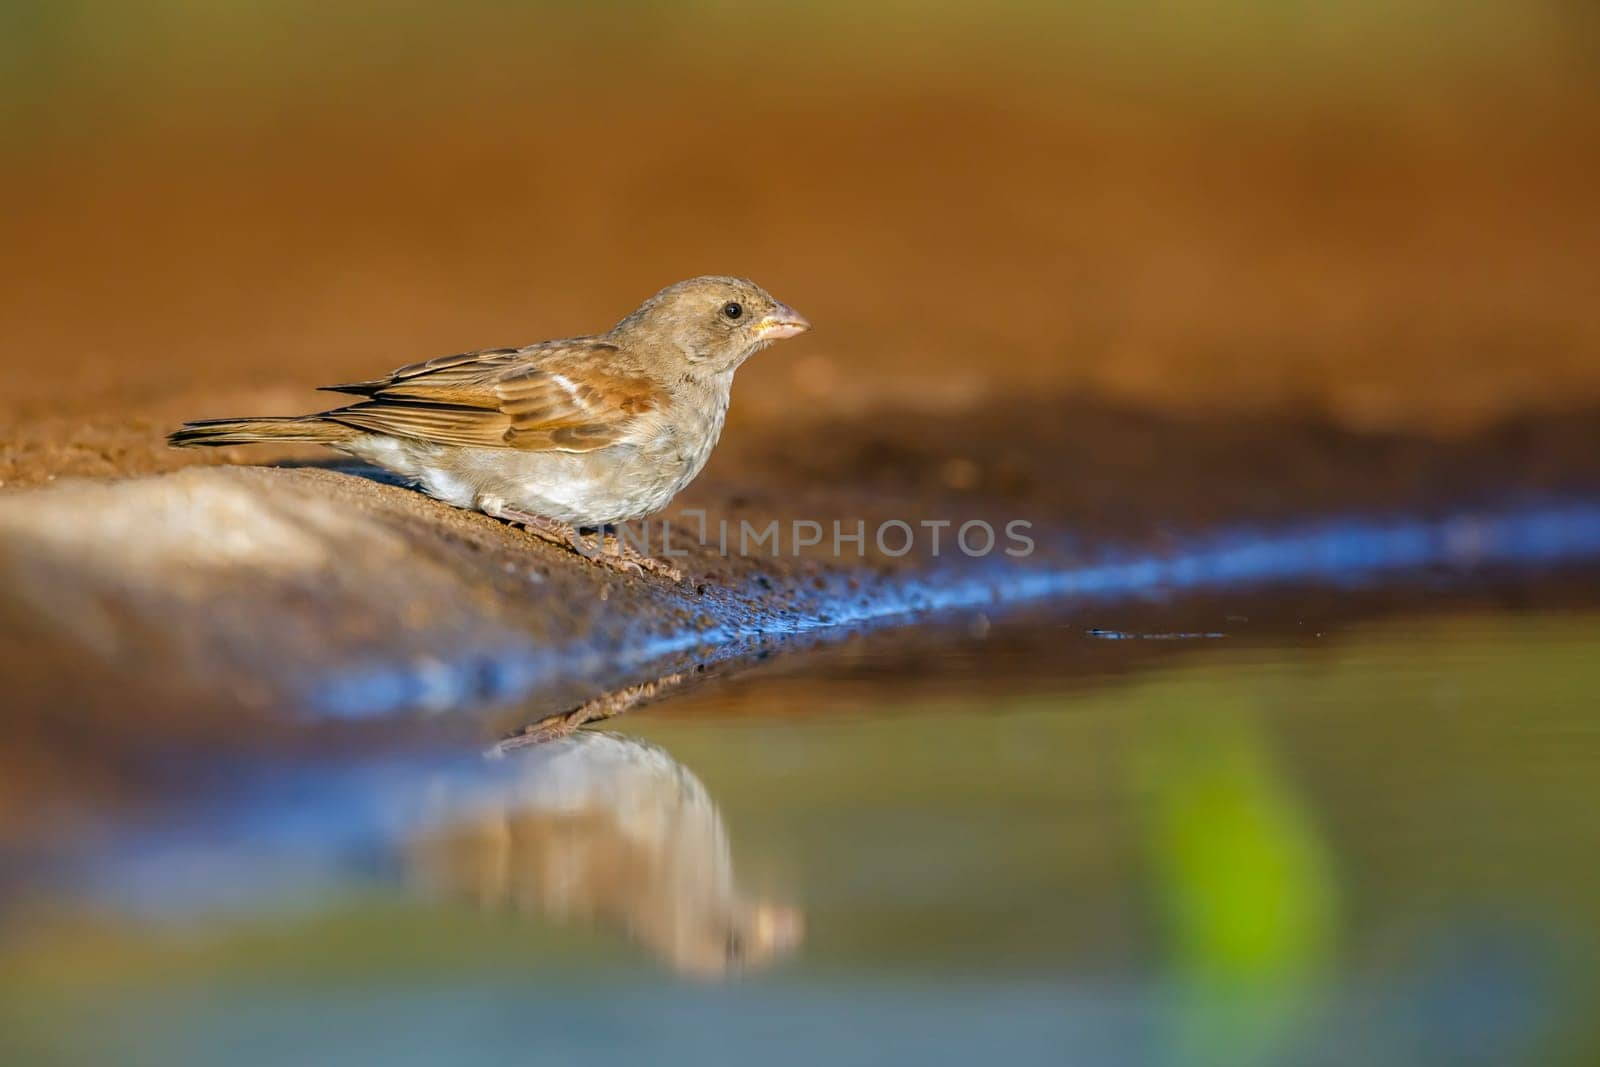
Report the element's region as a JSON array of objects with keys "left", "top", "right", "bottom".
[
  {"left": 170, "top": 276, "right": 811, "bottom": 578},
  {"left": 408, "top": 731, "right": 803, "bottom": 976}
]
